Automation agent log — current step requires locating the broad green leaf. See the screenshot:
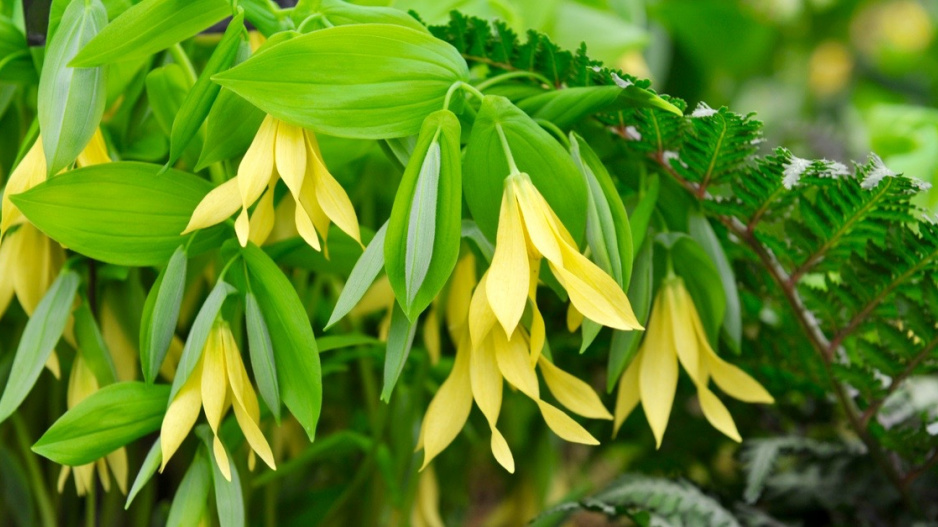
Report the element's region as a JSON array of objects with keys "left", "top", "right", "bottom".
[
  {"left": 166, "top": 448, "right": 212, "bottom": 527},
  {"left": 385, "top": 110, "right": 461, "bottom": 320},
  {"left": 460, "top": 219, "right": 494, "bottom": 262},
  {"left": 213, "top": 24, "right": 469, "bottom": 139},
  {"left": 0, "top": 16, "right": 36, "bottom": 84},
  {"left": 196, "top": 87, "right": 265, "bottom": 170},
  {"left": 125, "top": 438, "right": 161, "bottom": 509},
  {"left": 519, "top": 85, "right": 682, "bottom": 128},
  {"left": 70, "top": 0, "right": 231, "bottom": 67},
  {"left": 688, "top": 211, "right": 741, "bottom": 353},
  {"left": 48, "top": 0, "right": 133, "bottom": 39},
  {"left": 627, "top": 174, "right": 659, "bottom": 252},
  {"left": 570, "top": 132, "right": 633, "bottom": 289},
  {"left": 293, "top": 0, "right": 427, "bottom": 32},
  {"left": 140, "top": 245, "right": 187, "bottom": 383},
  {"left": 607, "top": 238, "right": 653, "bottom": 392},
  {"left": 38, "top": 0, "right": 107, "bottom": 175},
  {"left": 73, "top": 301, "right": 118, "bottom": 386},
  {"left": 0, "top": 270, "right": 79, "bottom": 423},
  {"left": 146, "top": 64, "right": 197, "bottom": 165},
  {"left": 170, "top": 280, "right": 236, "bottom": 401},
  {"left": 325, "top": 222, "right": 387, "bottom": 329},
  {"left": 380, "top": 302, "right": 417, "bottom": 402},
  {"left": 11, "top": 162, "right": 228, "bottom": 266},
  {"left": 659, "top": 233, "right": 725, "bottom": 345},
  {"left": 243, "top": 244, "right": 322, "bottom": 440},
  {"left": 0, "top": 445, "right": 34, "bottom": 527},
  {"left": 239, "top": 0, "right": 282, "bottom": 36},
  {"left": 32, "top": 382, "right": 170, "bottom": 465},
  {"left": 169, "top": 12, "right": 244, "bottom": 167},
  {"left": 464, "top": 95, "right": 588, "bottom": 242},
  {"left": 195, "top": 427, "right": 244, "bottom": 527},
  {"left": 245, "top": 292, "right": 280, "bottom": 421}
]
